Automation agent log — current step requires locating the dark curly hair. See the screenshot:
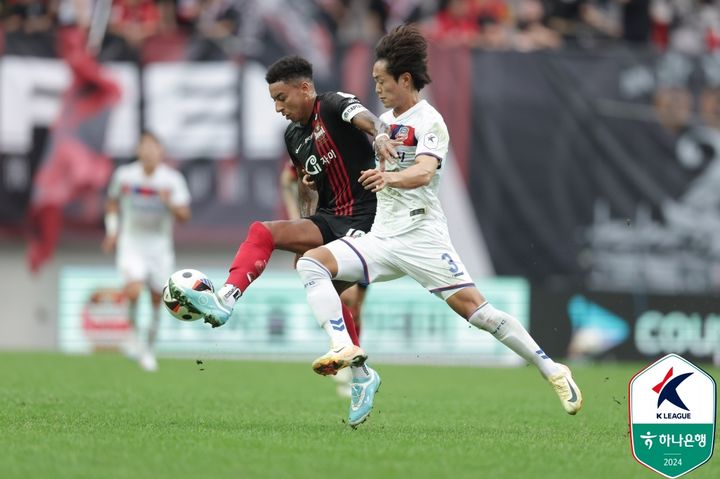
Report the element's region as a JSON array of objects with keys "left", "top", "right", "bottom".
[
  {"left": 265, "top": 56, "right": 313, "bottom": 84},
  {"left": 375, "top": 24, "right": 431, "bottom": 91}
]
